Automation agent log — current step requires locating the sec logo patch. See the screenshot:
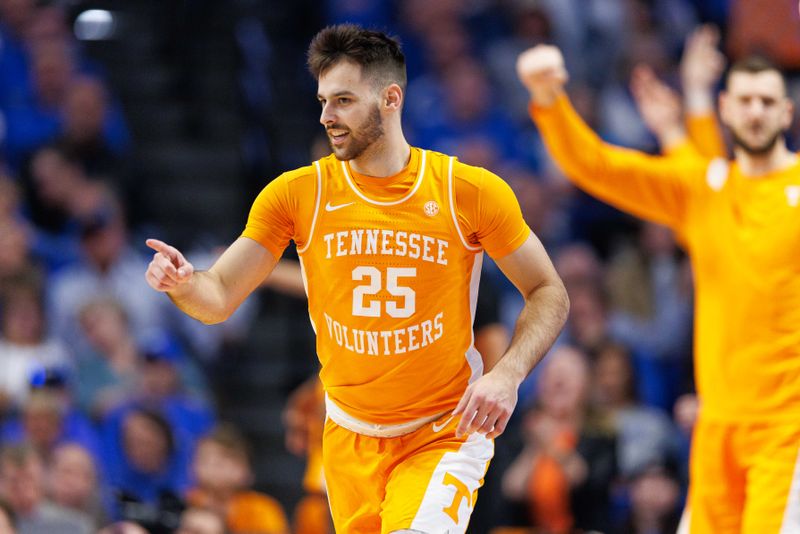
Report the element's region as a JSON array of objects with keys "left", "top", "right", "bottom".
[{"left": 424, "top": 200, "right": 439, "bottom": 217}]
